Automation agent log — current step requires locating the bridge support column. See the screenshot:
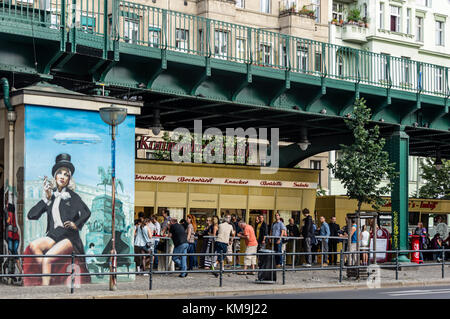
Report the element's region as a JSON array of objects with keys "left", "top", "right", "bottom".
[{"left": 387, "top": 127, "right": 410, "bottom": 263}]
